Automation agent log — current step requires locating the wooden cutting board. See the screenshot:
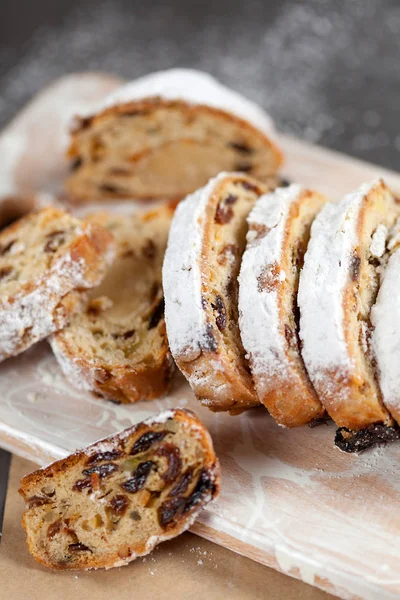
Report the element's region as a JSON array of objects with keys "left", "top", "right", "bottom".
[{"left": 1, "top": 75, "right": 400, "bottom": 600}]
